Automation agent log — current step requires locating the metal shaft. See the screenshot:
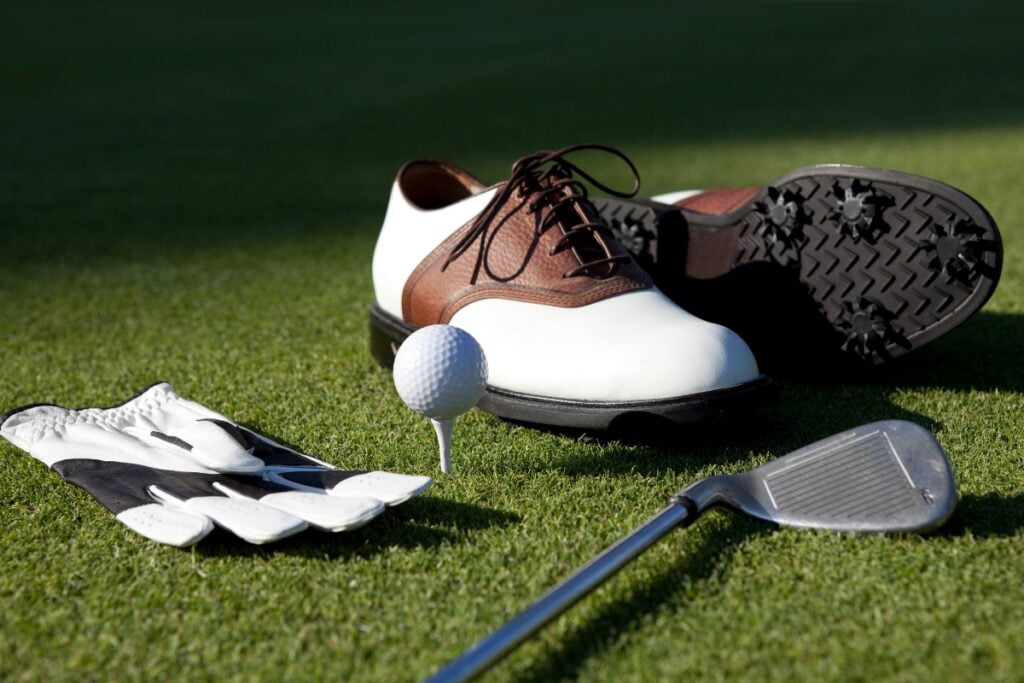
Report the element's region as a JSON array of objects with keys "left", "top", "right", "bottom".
[{"left": 426, "top": 502, "right": 692, "bottom": 683}]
